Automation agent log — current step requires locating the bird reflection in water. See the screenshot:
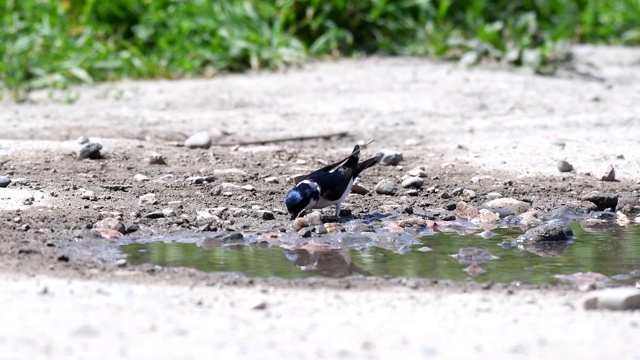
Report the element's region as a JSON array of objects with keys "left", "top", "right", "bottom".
[{"left": 283, "top": 249, "right": 372, "bottom": 278}]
